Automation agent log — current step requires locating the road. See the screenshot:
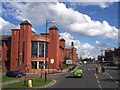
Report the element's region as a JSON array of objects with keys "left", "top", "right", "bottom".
[{"left": 48, "top": 63, "right": 120, "bottom": 89}]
